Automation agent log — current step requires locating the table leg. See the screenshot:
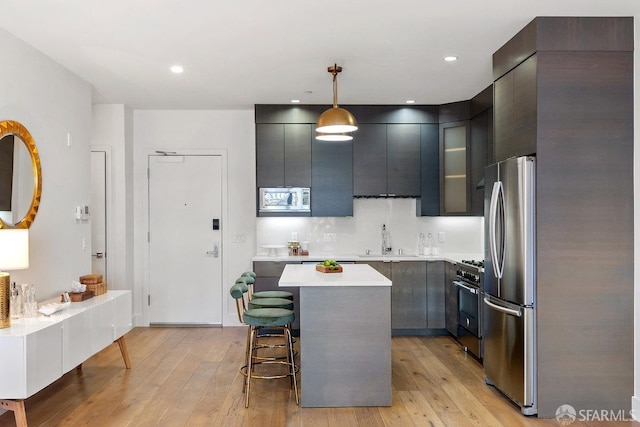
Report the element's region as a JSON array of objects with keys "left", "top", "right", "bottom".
[
  {"left": 0, "top": 399, "right": 27, "bottom": 427},
  {"left": 116, "top": 336, "right": 131, "bottom": 369}
]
